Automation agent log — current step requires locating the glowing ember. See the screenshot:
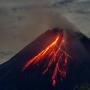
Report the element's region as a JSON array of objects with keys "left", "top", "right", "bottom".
[{"left": 23, "top": 34, "right": 70, "bottom": 86}]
